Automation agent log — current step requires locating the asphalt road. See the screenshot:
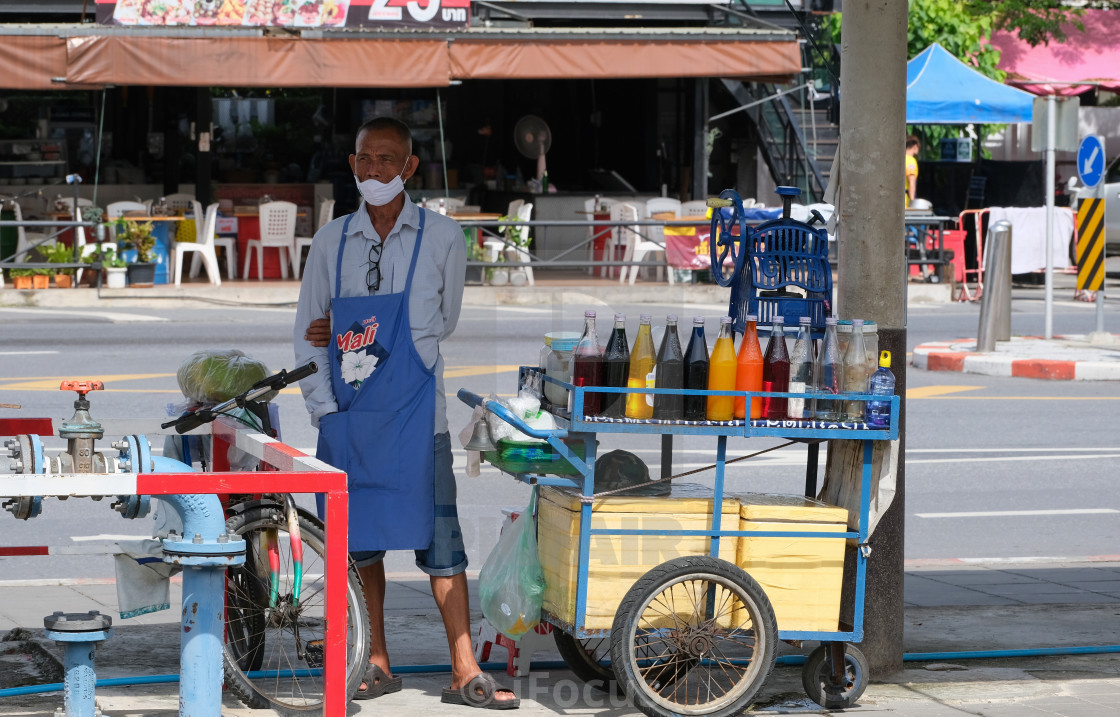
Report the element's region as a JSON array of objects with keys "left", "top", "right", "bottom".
[{"left": 1, "top": 293, "right": 1118, "bottom": 580}]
